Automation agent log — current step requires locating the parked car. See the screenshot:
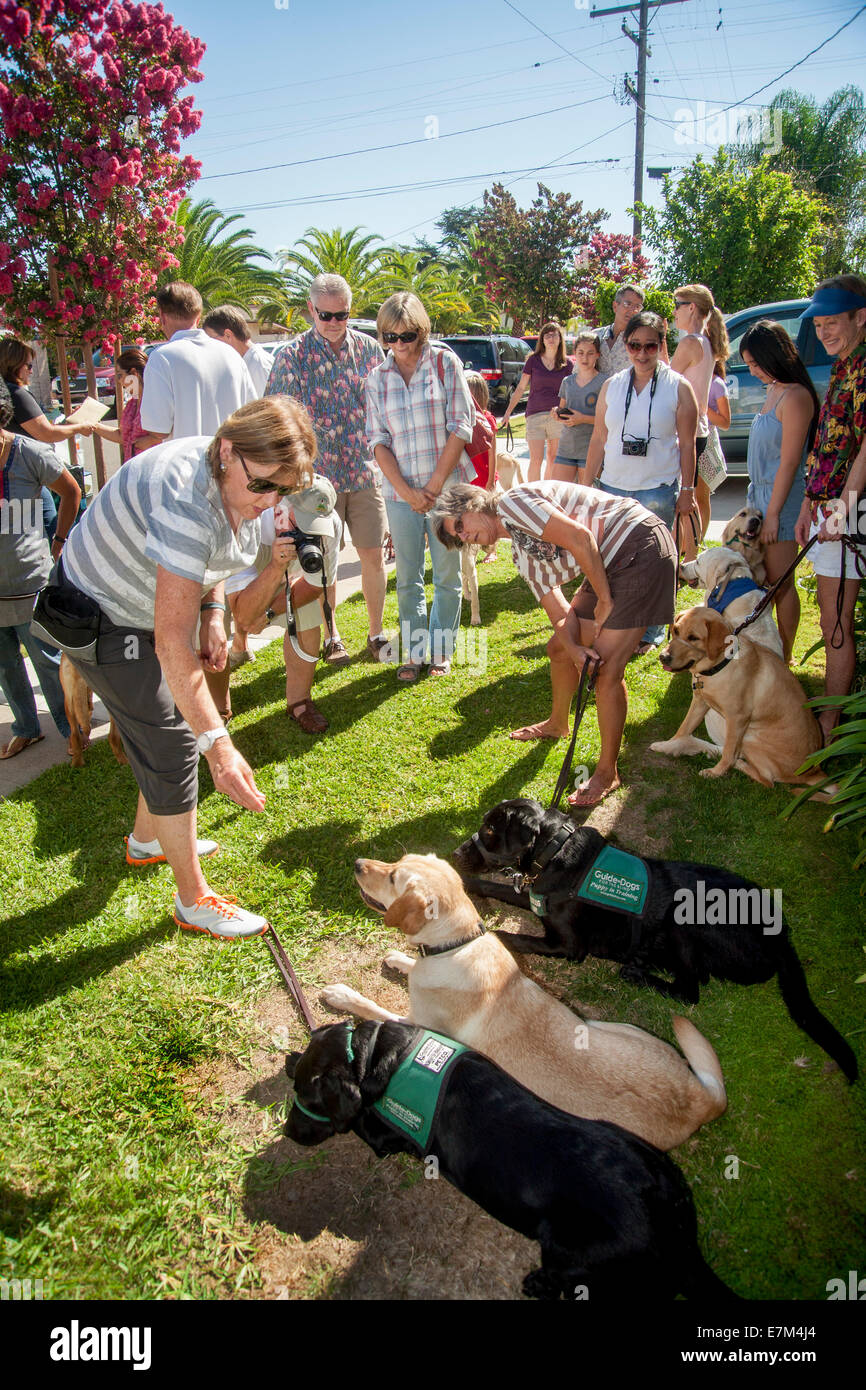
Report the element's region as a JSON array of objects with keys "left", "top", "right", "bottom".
[
  {"left": 51, "top": 364, "right": 116, "bottom": 414},
  {"left": 438, "top": 334, "right": 532, "bottom": 413},
  {"left": 722, "top": 299, "right": 832, "bottom": 470}
]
